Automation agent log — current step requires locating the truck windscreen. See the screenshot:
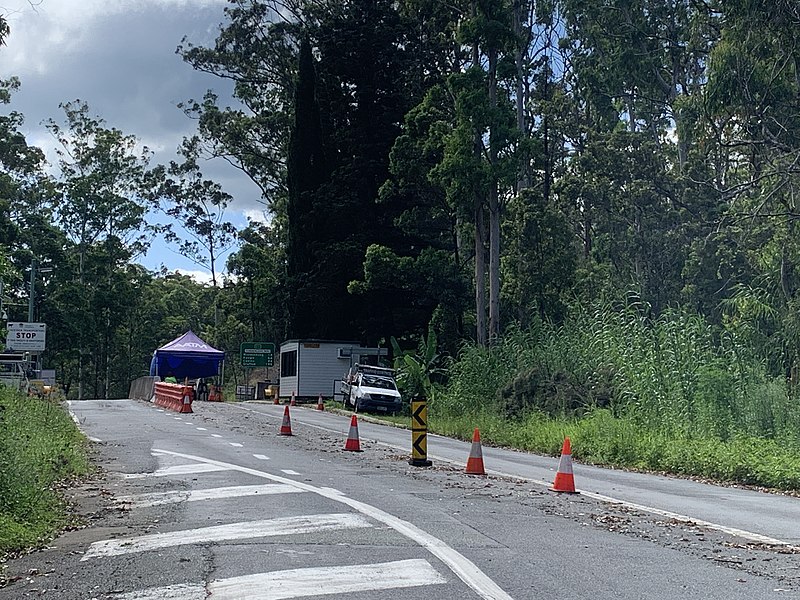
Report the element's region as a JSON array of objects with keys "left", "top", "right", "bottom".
[{"left": 362, "top": 375, "right": 396, "bottom": 390}]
